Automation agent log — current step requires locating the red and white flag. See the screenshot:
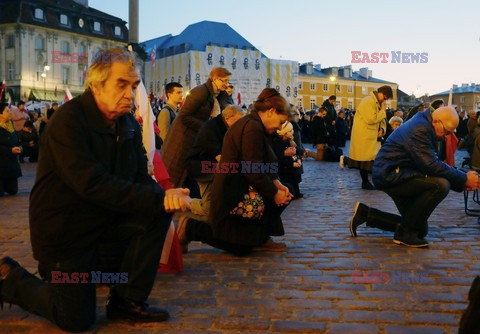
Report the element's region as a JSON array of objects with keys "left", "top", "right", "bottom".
[
  {"left": 237, "top": 92, "right": 242, "bottom": 106},
  {"left": 64, "top": 87, "right": 73, "bottom": 102},
  {"left": 7, "top": 96, "right": 11, "bottom": 108},
  {"left": 150, "top": 44, "right": 156, "bottom": 70}
]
